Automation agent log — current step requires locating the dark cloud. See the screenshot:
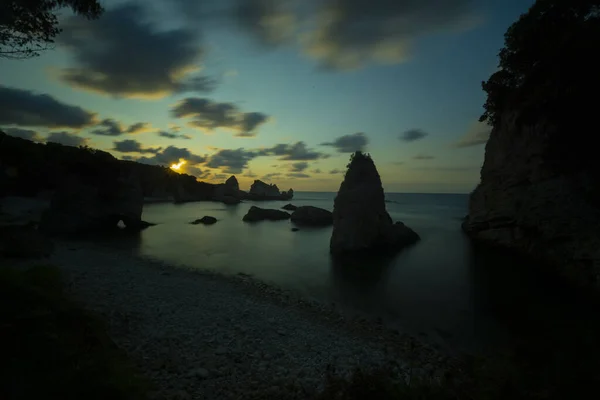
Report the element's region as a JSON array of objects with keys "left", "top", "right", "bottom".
[
  {"left": 0, "top": 85, "right": 96, "bottom": 128},
  {"left": 287, "top": 172, "right": 310, "bottom": 178},
  {"left": 142, "top": 146, "right": 207, "bottom": 166},
  {"left": 172, "top": 98, "right": 270, "bottom": 136},
  {"left": 244, "top": 170, "right": 258, "bottom": 178},
  {"left": 46, "top": 132, "right": 90, "bottom": 147},
  {"left": 413, "top": 154, "right": 435, "bottom": 160},
  {"left": 262, "top": 172, "right": 282, "bottom": 180},
  {"left": 256, "top": 141, "right": 329, "bottom": 160},
  {"left": 454, "top": 121, "right": 491, "bottom": 148},
  {"left": 91, "top": 119, "right": 152, "bottom": 136},
  {"left": 290, "top": 161, "right": 309, "bottom": 172},
  {"left": 158, "top": 131, "right": 192, "bottom": 140},
  {"left": 186, "top": 166, "right": 209, "bottom": 178},
  {"left": 230, "top": 0, "right": 297, "bottom": 45},
  {"left": 113, "top": 139, "right": 162, "bottom": 154},
  {"left": 320, "top": 132, "right": 368, "bottom": 153},
  {"left": 1, "top": 127, "right": 43, "bottom": 142},
  {"left": 56, "top": 4, "right": 216, "bottom": 99},
  {"left": 206, "top": 148, "right": 258, "bottom": 173},
  {"left": 304, "top": 0, "right": 479, "bottom": 70},
  {"left": 400, "top": 129, "right": 428, "bottom": 142},
  {"left": 329, "top": 168, "right": 343, "bottom": 174},
  {"left": 311, "top": 168, "right": 322, "bottom": 174}
]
